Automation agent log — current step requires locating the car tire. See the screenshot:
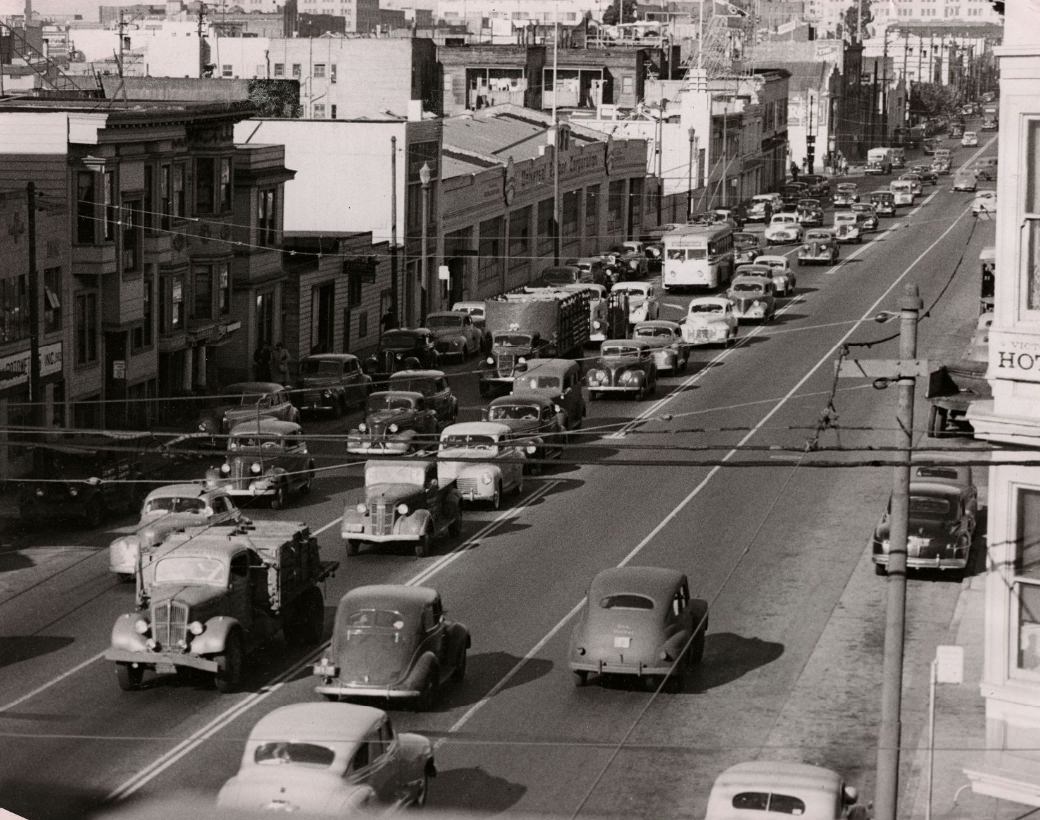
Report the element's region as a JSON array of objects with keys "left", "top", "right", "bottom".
[
  {"left": 413, "top": 773, "right": 430, "bottom": 808},
  {"left": 346, "top": 539, "right": 362, "bottom": 556},
  {"left": 448, "top": 506, "right": 462, "bottom": 537},
  {"left": 416, "top": 669, "right": 438, "bottom": 711},
  {"left": 116, "top": 662, "right": 143, "bottom": 691},
  {"left": 415, "top": 530, "right": 433, "bottom": 558},
  {"left": 270, "top": 485, "right": 287, "bottom": 510},
  {"left": 490, "top": 484, "right": 501, "bottom": 511},
  {"left": 213, "top": 631, "right": 243, "bottom": 693},
  {"left": 573, "top": 670, "right": 589, "bottom": 687},
  {"left": 451, "top": 646, "right": 467, "bottom": 683}
]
